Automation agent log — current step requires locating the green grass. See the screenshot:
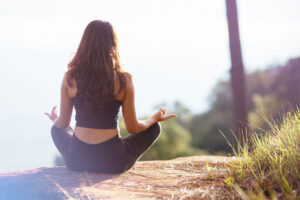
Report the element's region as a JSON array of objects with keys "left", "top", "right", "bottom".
[{"left": 222, "top": 109, "right": 300, "bottom": 199}]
